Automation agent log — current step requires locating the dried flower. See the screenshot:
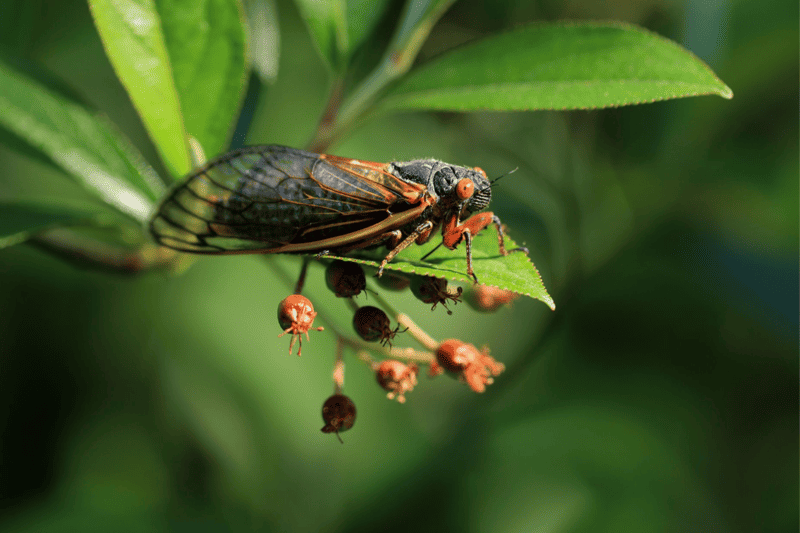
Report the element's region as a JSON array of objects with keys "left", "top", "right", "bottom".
[
  {"left": 435, "top": 339, "right": 505, "bottom": 393},
  {"left": 375, "top": 360, "right": 418, "bottom": 403}
]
